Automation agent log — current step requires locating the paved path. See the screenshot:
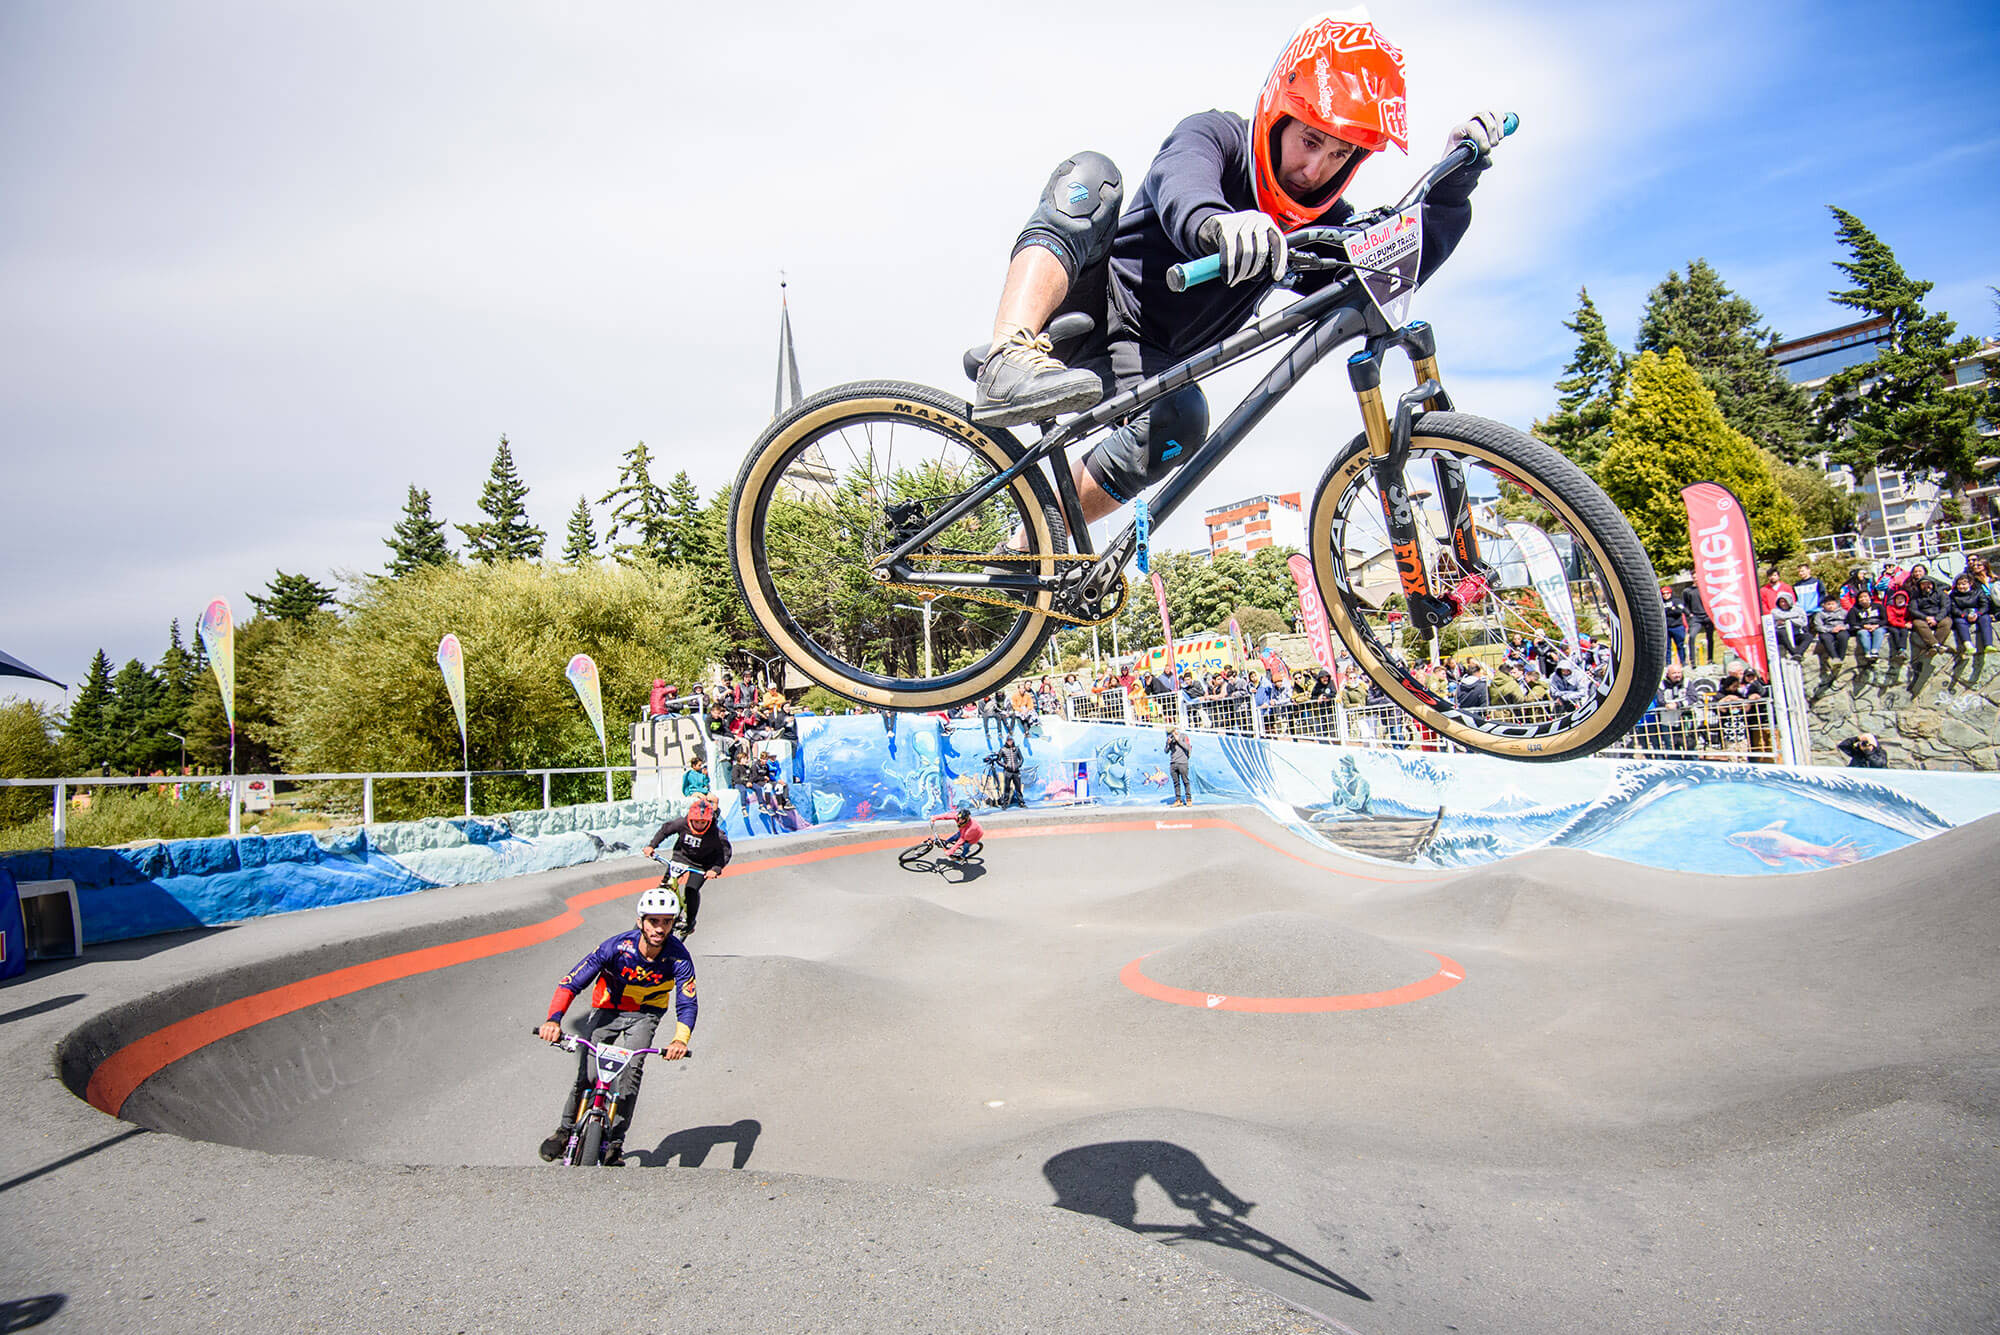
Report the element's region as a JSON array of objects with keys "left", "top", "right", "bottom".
[{"left": 4, "top": 805, "right": 1996, "bottom": 1333}]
